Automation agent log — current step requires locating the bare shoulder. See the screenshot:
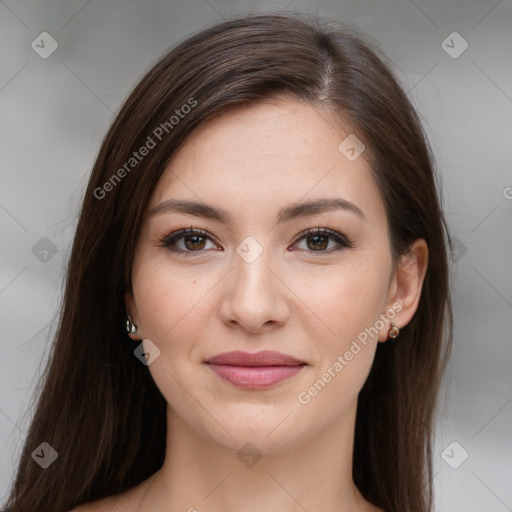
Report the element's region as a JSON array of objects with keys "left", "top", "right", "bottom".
[
  {"left": 362, "top": 499, "right": 386, "bottom": 512},
  {"left": 67, "top": 494, "right": 120, "bottom": 512},
  {"left": 67, "top": 487, "right": 139, "bottom": 512},
  {"left": 67, "top": 475, "right": 156, "bottom": 512}
]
